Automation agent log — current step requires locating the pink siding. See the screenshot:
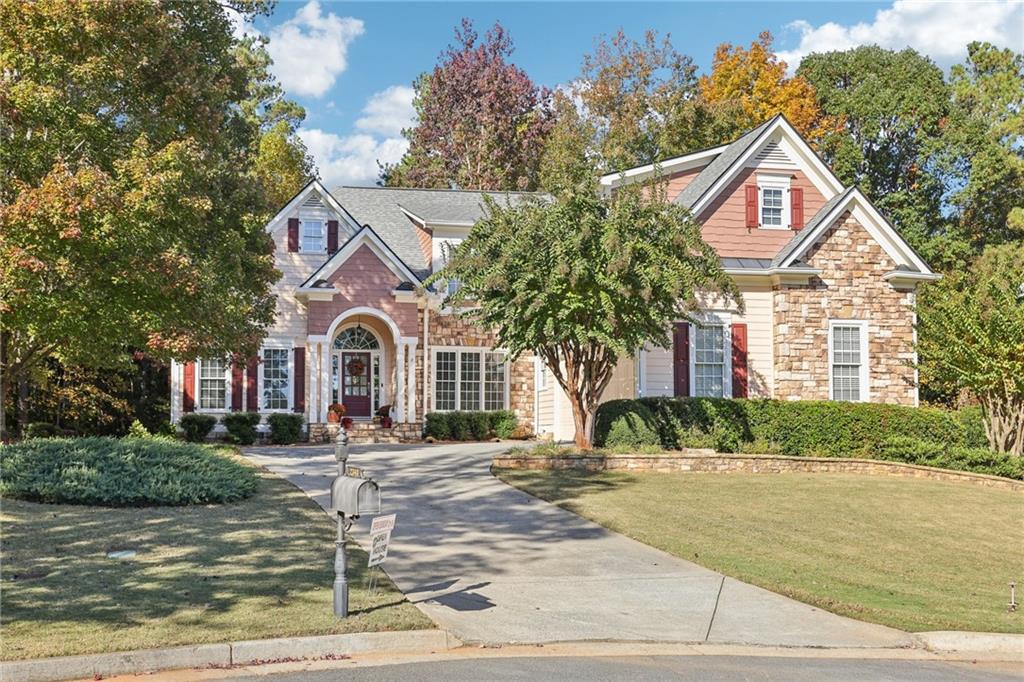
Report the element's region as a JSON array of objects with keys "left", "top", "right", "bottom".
[
  {"left": 697, "top": 167, "right": 828, "bottom": 259},
  {"left": 307, "top": 244, "right": 418, "bottom": 337},
  {"left": 663, "top": 167, "right": 703, "bottom": 203}
]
